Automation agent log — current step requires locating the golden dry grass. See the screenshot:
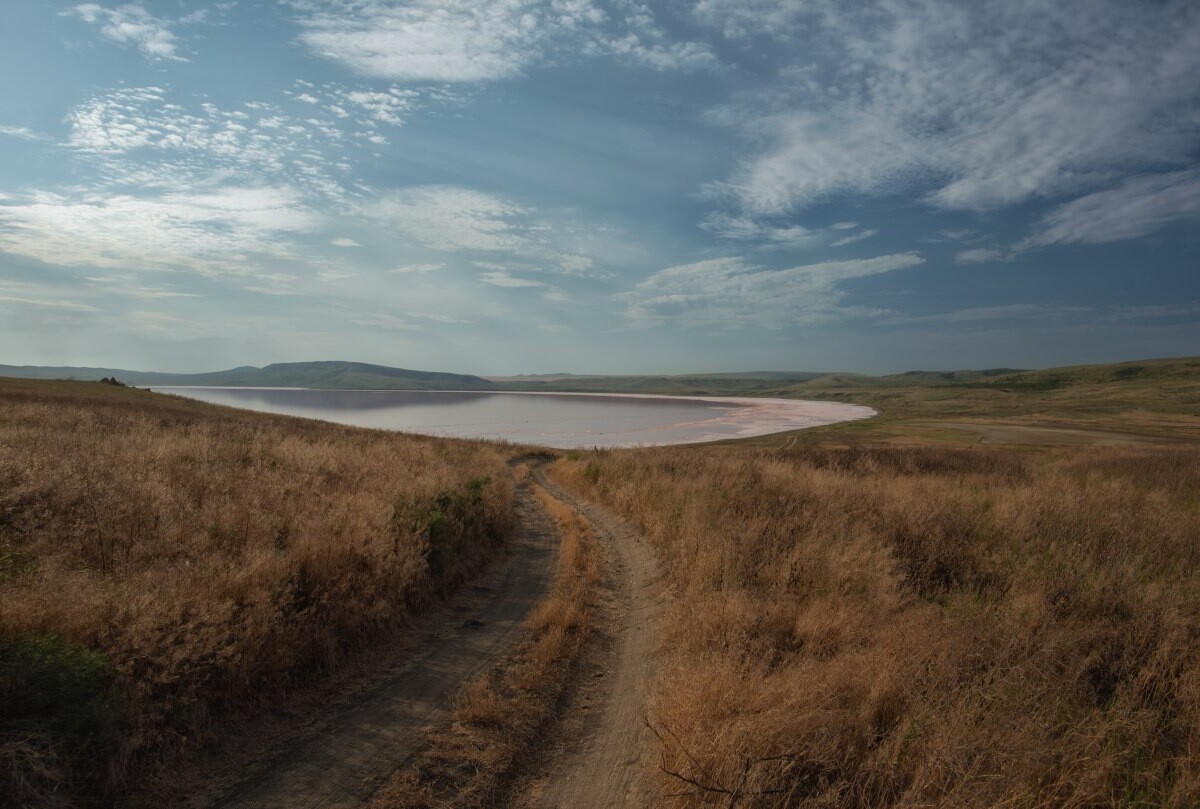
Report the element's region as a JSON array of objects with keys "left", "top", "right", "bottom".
[
  {"left": 551, "top": 443, "right": 1200, "bottom": 808},
  {"left": 0, "top": 379, "right": 513, "bottom": 806},
  {"left": 369, "top": 474, "right": 600, "bottom": 809}
]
